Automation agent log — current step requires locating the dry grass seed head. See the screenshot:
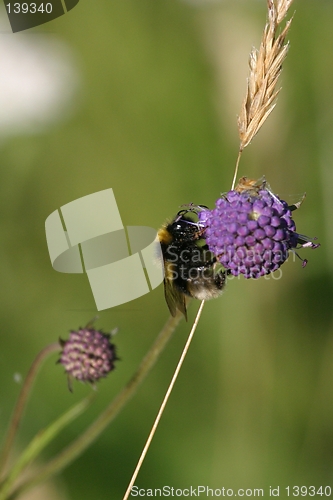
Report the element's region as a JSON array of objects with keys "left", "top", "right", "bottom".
[{"left": 237, "top": 0, "right": 294, "bottom": 151}]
